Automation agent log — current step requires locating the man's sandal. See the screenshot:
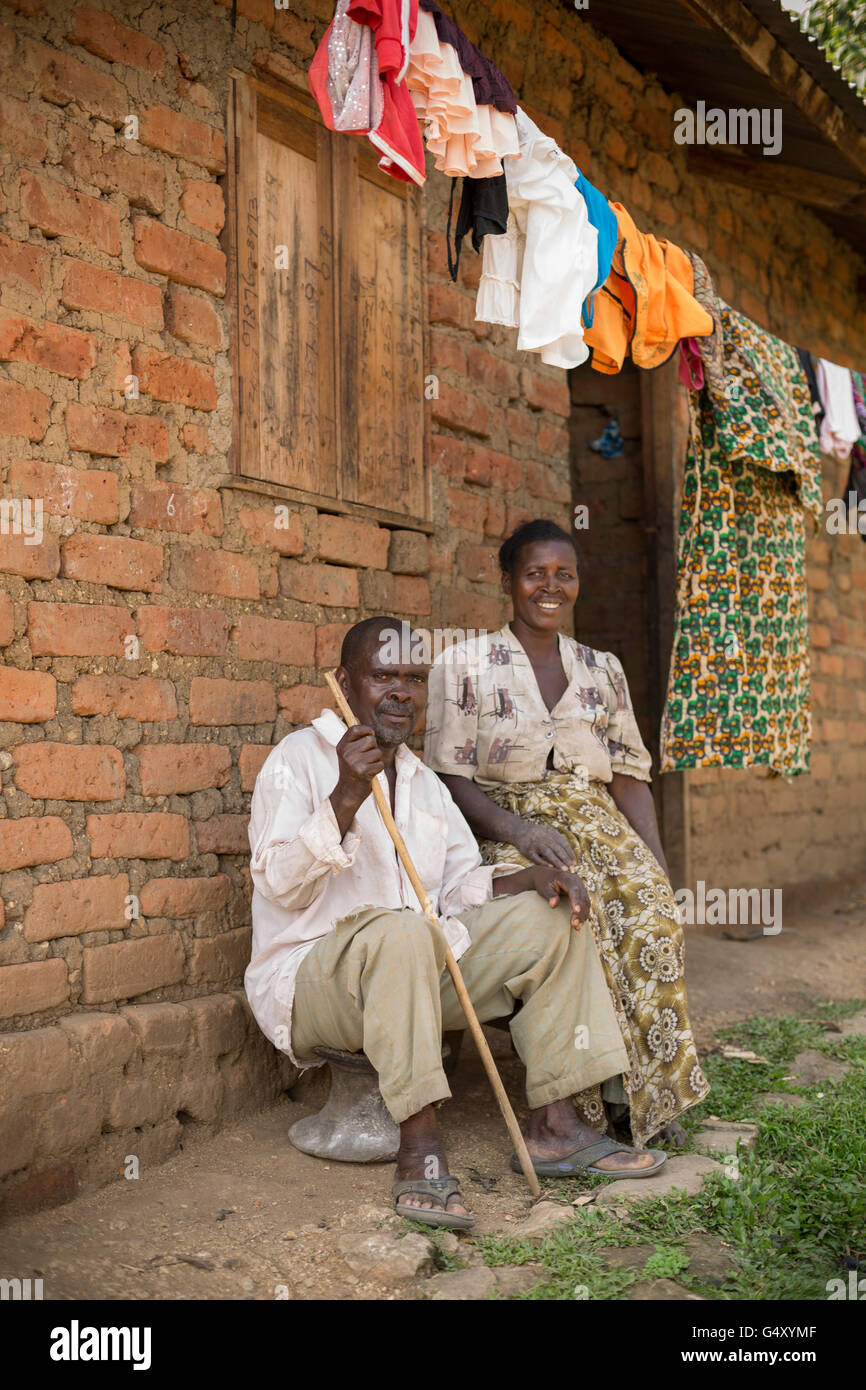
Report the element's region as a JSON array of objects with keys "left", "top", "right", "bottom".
[
  {"left": 509, "top": 1136, "right": 667, "bottom": 1179},
  {"left": 392, "top": 1176, "right": 475, "bottom": 1230}
]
